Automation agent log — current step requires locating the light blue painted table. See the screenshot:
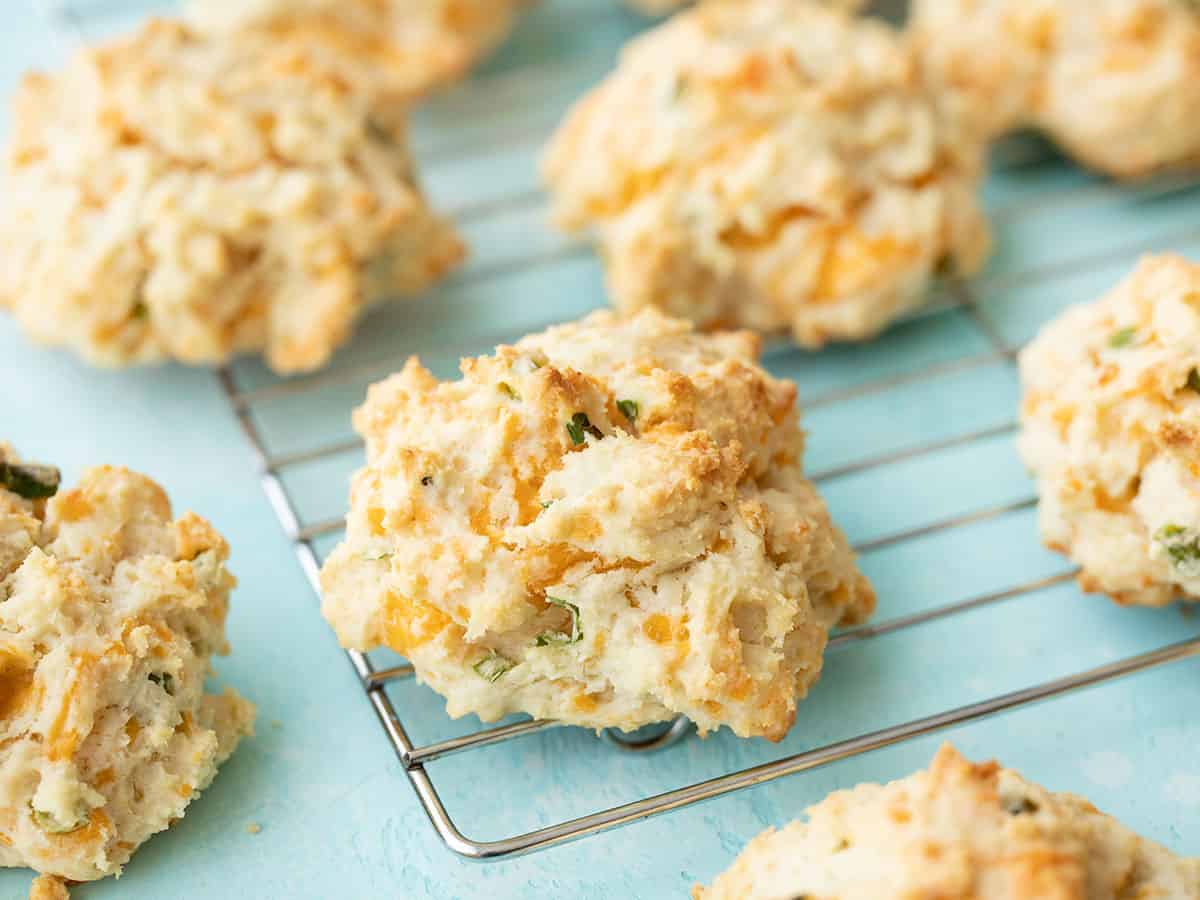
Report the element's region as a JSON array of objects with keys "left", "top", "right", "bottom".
[{"left": 3, "top": 2, "right": 1199, "bottom": 896}]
